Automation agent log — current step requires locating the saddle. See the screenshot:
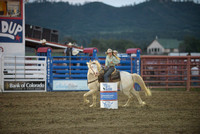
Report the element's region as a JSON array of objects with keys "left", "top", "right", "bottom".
[{"left": 98, "top": 68, "right": 120, "bottom": 82}]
